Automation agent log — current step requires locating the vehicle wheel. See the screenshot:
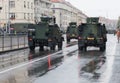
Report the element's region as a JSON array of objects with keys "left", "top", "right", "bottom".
[
  {"left": 79, "top": 46, "right": 87, "bottom": 51},
  {"left": 79, "top": 46, "right": 83, "bottom": 51},
  {"left": 40, "top": 46, "right": 44, "bottom": 51},
  {"left": 100, "top": 47, "right": 104, "bottom": 51},
  {"left": 50, "top": 45, "right": 55, "bottom": 50},
  {"left": 67, "top": 38, "right": 70, "bottom": 43},
  {"left": 100, "top": 44, "right": 106, "bottom": 51},
  {"left": 58, "top": 42, "right": 63, "bottom": 50},
  {"left": 104, "top": 44, "right": 106, "bottom": 50},
  {"left": 29, "top": 46, "right": 35, "bottom": 51},
  {"left": 84, "top": 46, "right": 87, "bottom": 51}
]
